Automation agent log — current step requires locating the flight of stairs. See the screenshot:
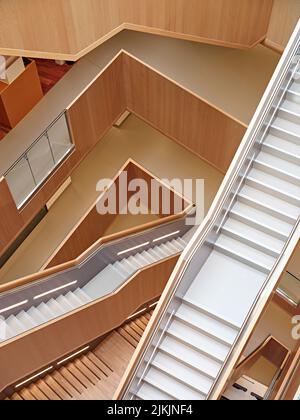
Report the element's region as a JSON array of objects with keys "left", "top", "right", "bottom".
[
  {"left": 1, "top": 237, "right": 188, "bottom": 343},
  {"left": 5, "top": 310, "right": 153, "bottom": 400},
  {"left": 128, "top": 68, "right": 300, "bottom": 400}
]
